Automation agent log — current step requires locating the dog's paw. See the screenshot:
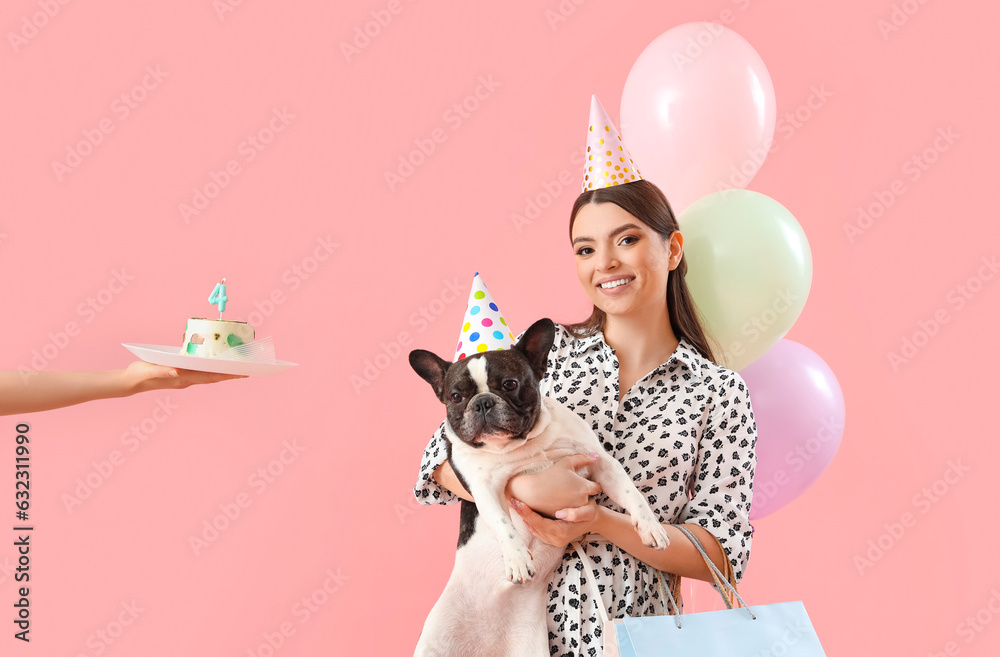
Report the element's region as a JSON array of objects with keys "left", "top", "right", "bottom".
[
  {"left": 504, "top": 547, "right": 536, "bottom": 584},
  {"left": 634, "top": 515, "right": 670, "bottom": 550}
]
